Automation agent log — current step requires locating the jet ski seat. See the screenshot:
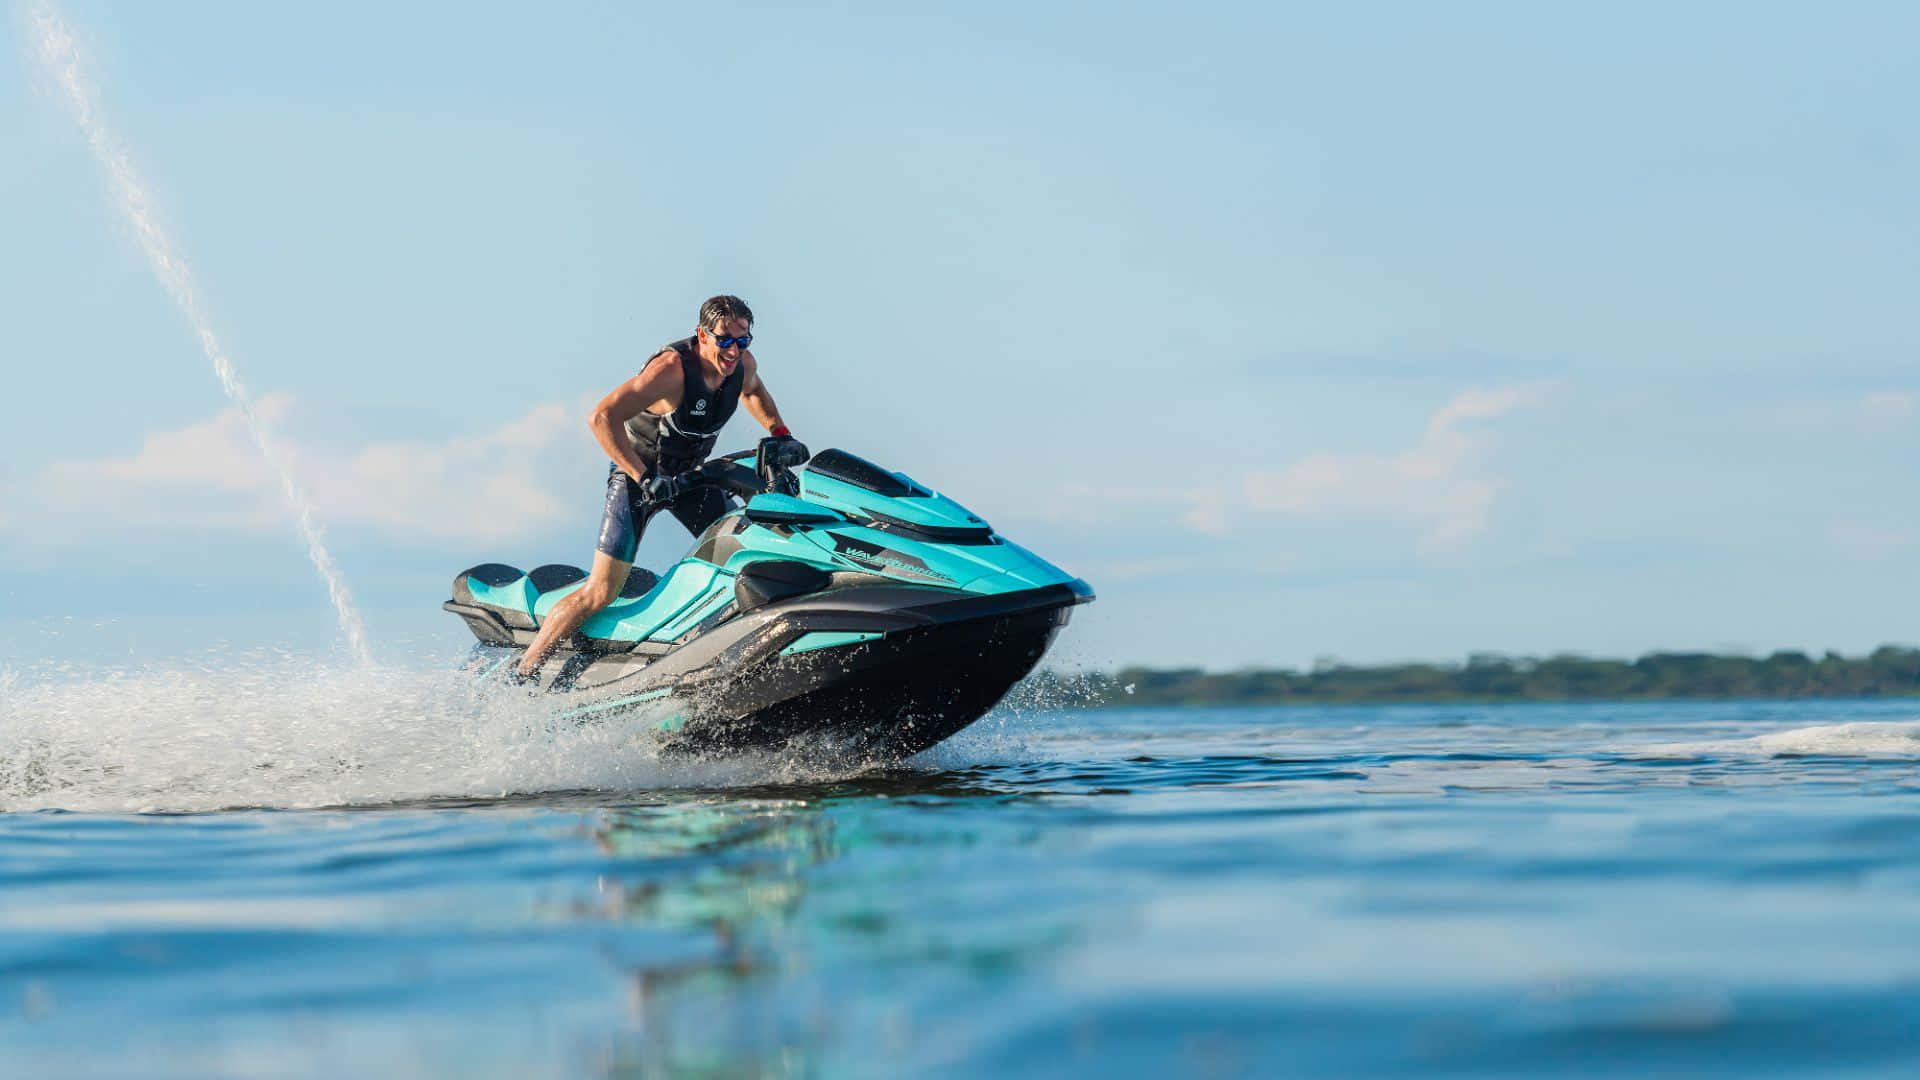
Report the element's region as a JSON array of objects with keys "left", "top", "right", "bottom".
[{"left": 448, "top": 562, "right": 660, "bottom": 640}]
